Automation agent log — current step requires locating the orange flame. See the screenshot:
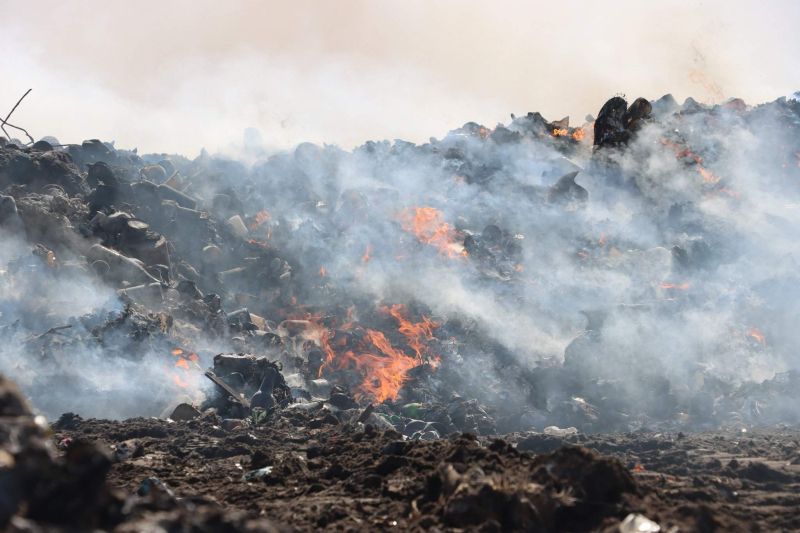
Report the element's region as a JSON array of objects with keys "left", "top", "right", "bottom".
[
  {"left": 572, "top": 128, "right": 586, "bottom": 141},
  {"left": 474, "top": 126, "right": 491, "bottom": 139},
  {"left": 188, "top": 353, "right": 199, "bottom": 362},
  {"left": 698, "top": 167, "right": 721, "bottom": 184},
  {"left": 552, "top": 128, "right": 568, "bottom": 137},
  {"left": 385, "top": 304, "right": 439, "bottom": 363},
  {"left": 599, "top": 234, "right": 607, "bottom": 245},
  {"left": 249, "top": 210, "right": 271, "bottom": 231},
  {"left": 362, "top": 244, "right": 372, "bottom": 263},
  {"left": 172, "top": 349, "right": 183, "bottom": 355},
  {"left": 175, "top": 358, "right": 189, "bottom": 370},
  {"left": 660, "top": 138, "right": 724, "bottom": 186},
  {"left": 661, "top": 282, "right": 689, "bottom": 290},
  {"left": 397, "top": 207, "right": 465, "bottom": 261},
  {"left": 717, "top": 187, "right": 741, "bottom": 200},
  {"left": 172, "top": 375, "right": 188, "bottom": 388},
  {"left": 248, "top": 238, "right": 269, "bottom": 248},
  {"left": 310, "top": 304, "right": 441, "bottom": 402},
  {"left": 357, "top": 330, "right": 418, "bottom": 402},
  {"left": 745, "top": 327, "right": 766, "bottom": 346},
  {"left": 662, "top": 138, "right": 702, "bottom": 165},
  {"left": 318, "top": 267, "right": 326, "bottom": 277},
  {"left": 515, "top": 264, "right": 523, "bottom": 272}
]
